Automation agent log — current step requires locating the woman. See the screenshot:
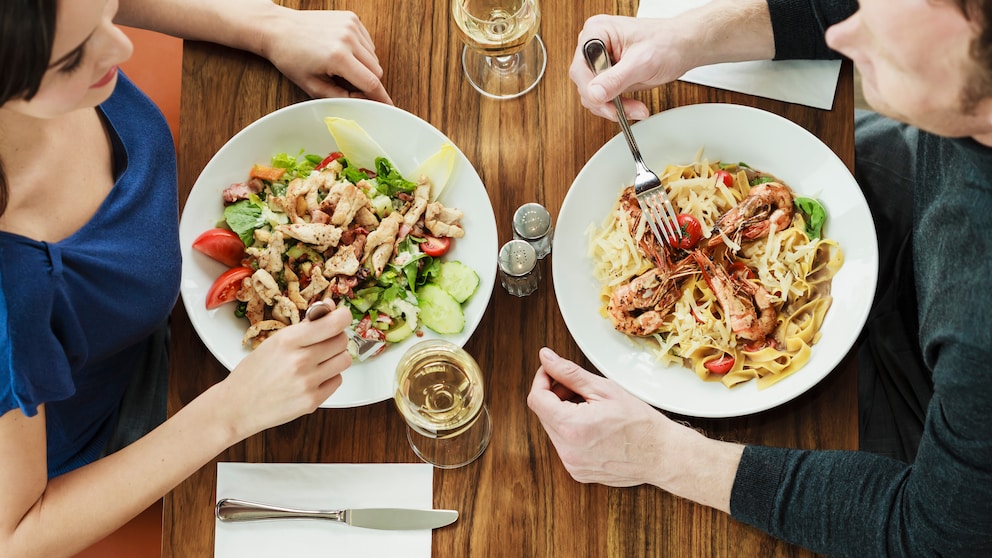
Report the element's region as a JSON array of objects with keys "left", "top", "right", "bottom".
[{"left": 0, "top": 0, "right": 388, "bottom": 555}]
